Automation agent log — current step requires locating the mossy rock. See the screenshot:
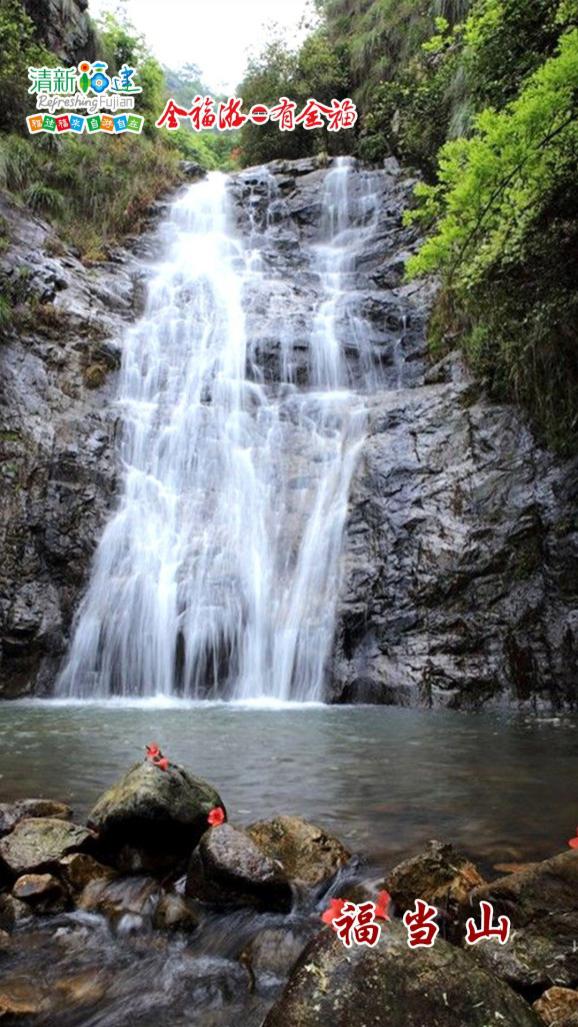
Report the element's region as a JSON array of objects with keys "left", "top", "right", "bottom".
[
  {"left": 264, "top": 920, "right": 542, "bottom": 1027},
  {"left": 88, "top": 760, "right": 224, "bottom": 872},
  {"left": 83, "top": 363, "right": 108, "bottom": 389},
  {"left": 246, "top": 815, "right": 350, "bottom": 888},
  {"left": 0, "top": 819, "right": 90, "bottom": 876}
]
